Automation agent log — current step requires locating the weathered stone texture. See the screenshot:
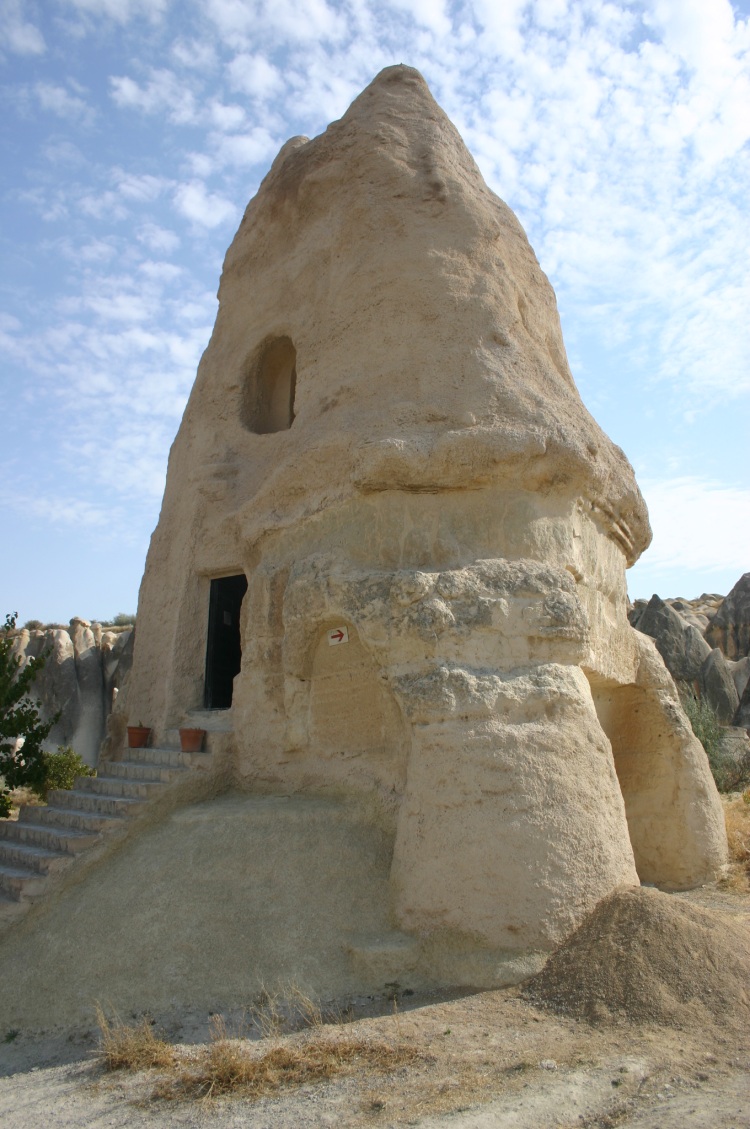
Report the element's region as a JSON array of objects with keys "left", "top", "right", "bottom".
[
  {"left": 706, "top": 572, "right": 750, "bottom": 659},
  {"left": 108, "top": 66, "right": 726, "bottom": 975},
  {"left": 9, "top": 623, "right": 133, "bottom": 766}
]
